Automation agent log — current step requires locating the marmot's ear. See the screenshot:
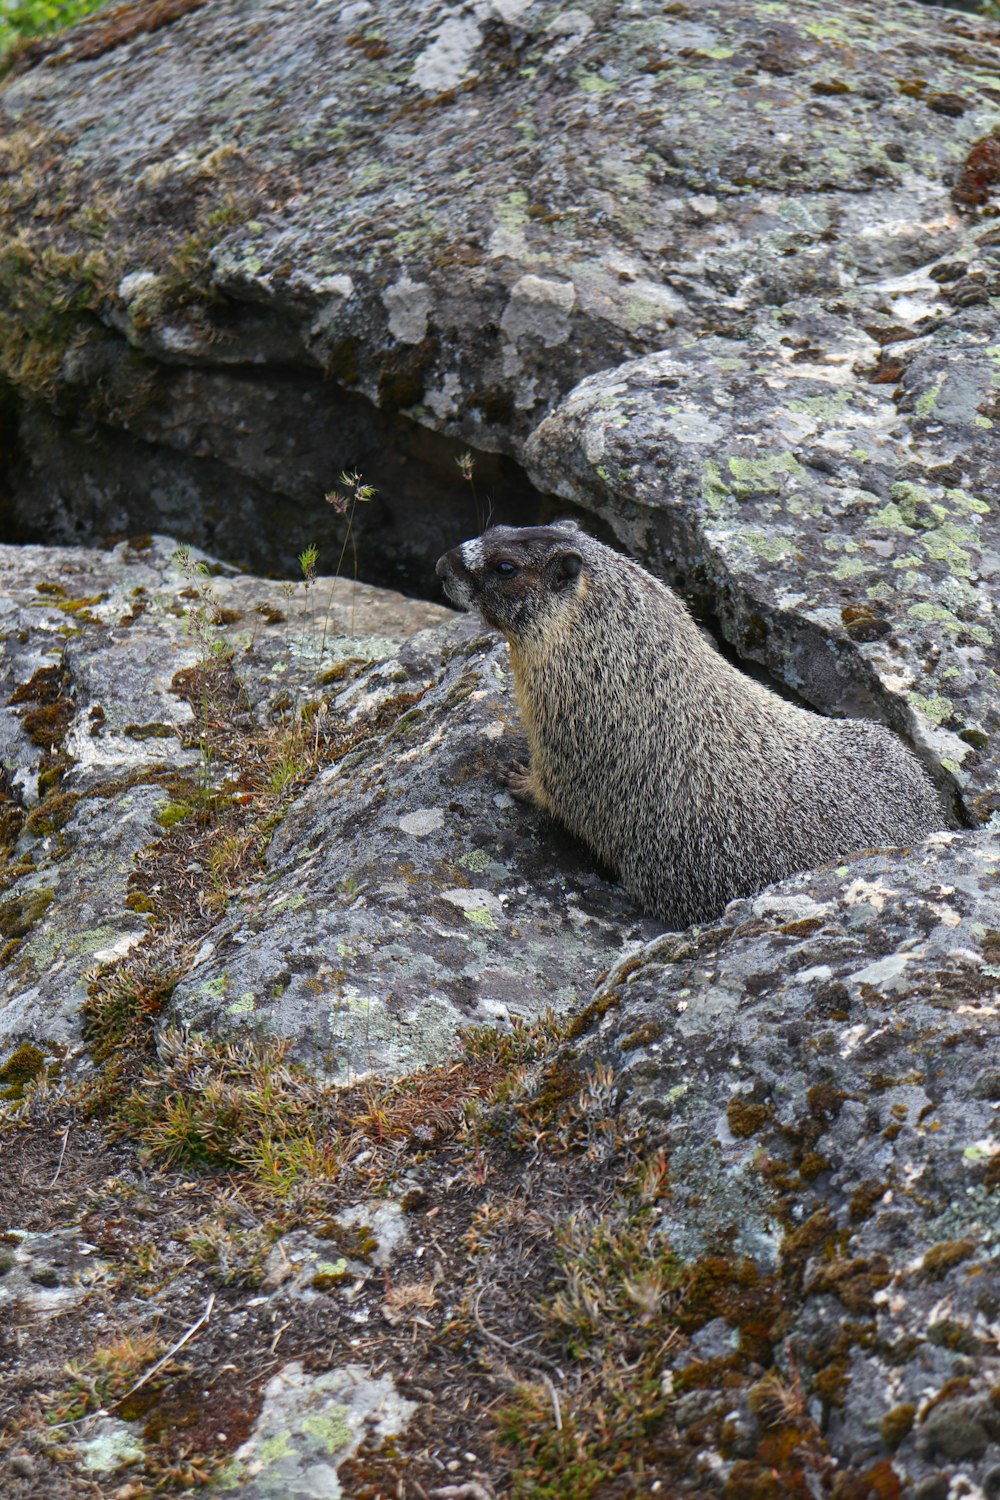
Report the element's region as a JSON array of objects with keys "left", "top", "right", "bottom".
[
  {"left": 554, "top": 551, "right": 583, "bottom": 584},
  {"left": 553, "top": 518, "right": 580, "bottom": 531}
]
